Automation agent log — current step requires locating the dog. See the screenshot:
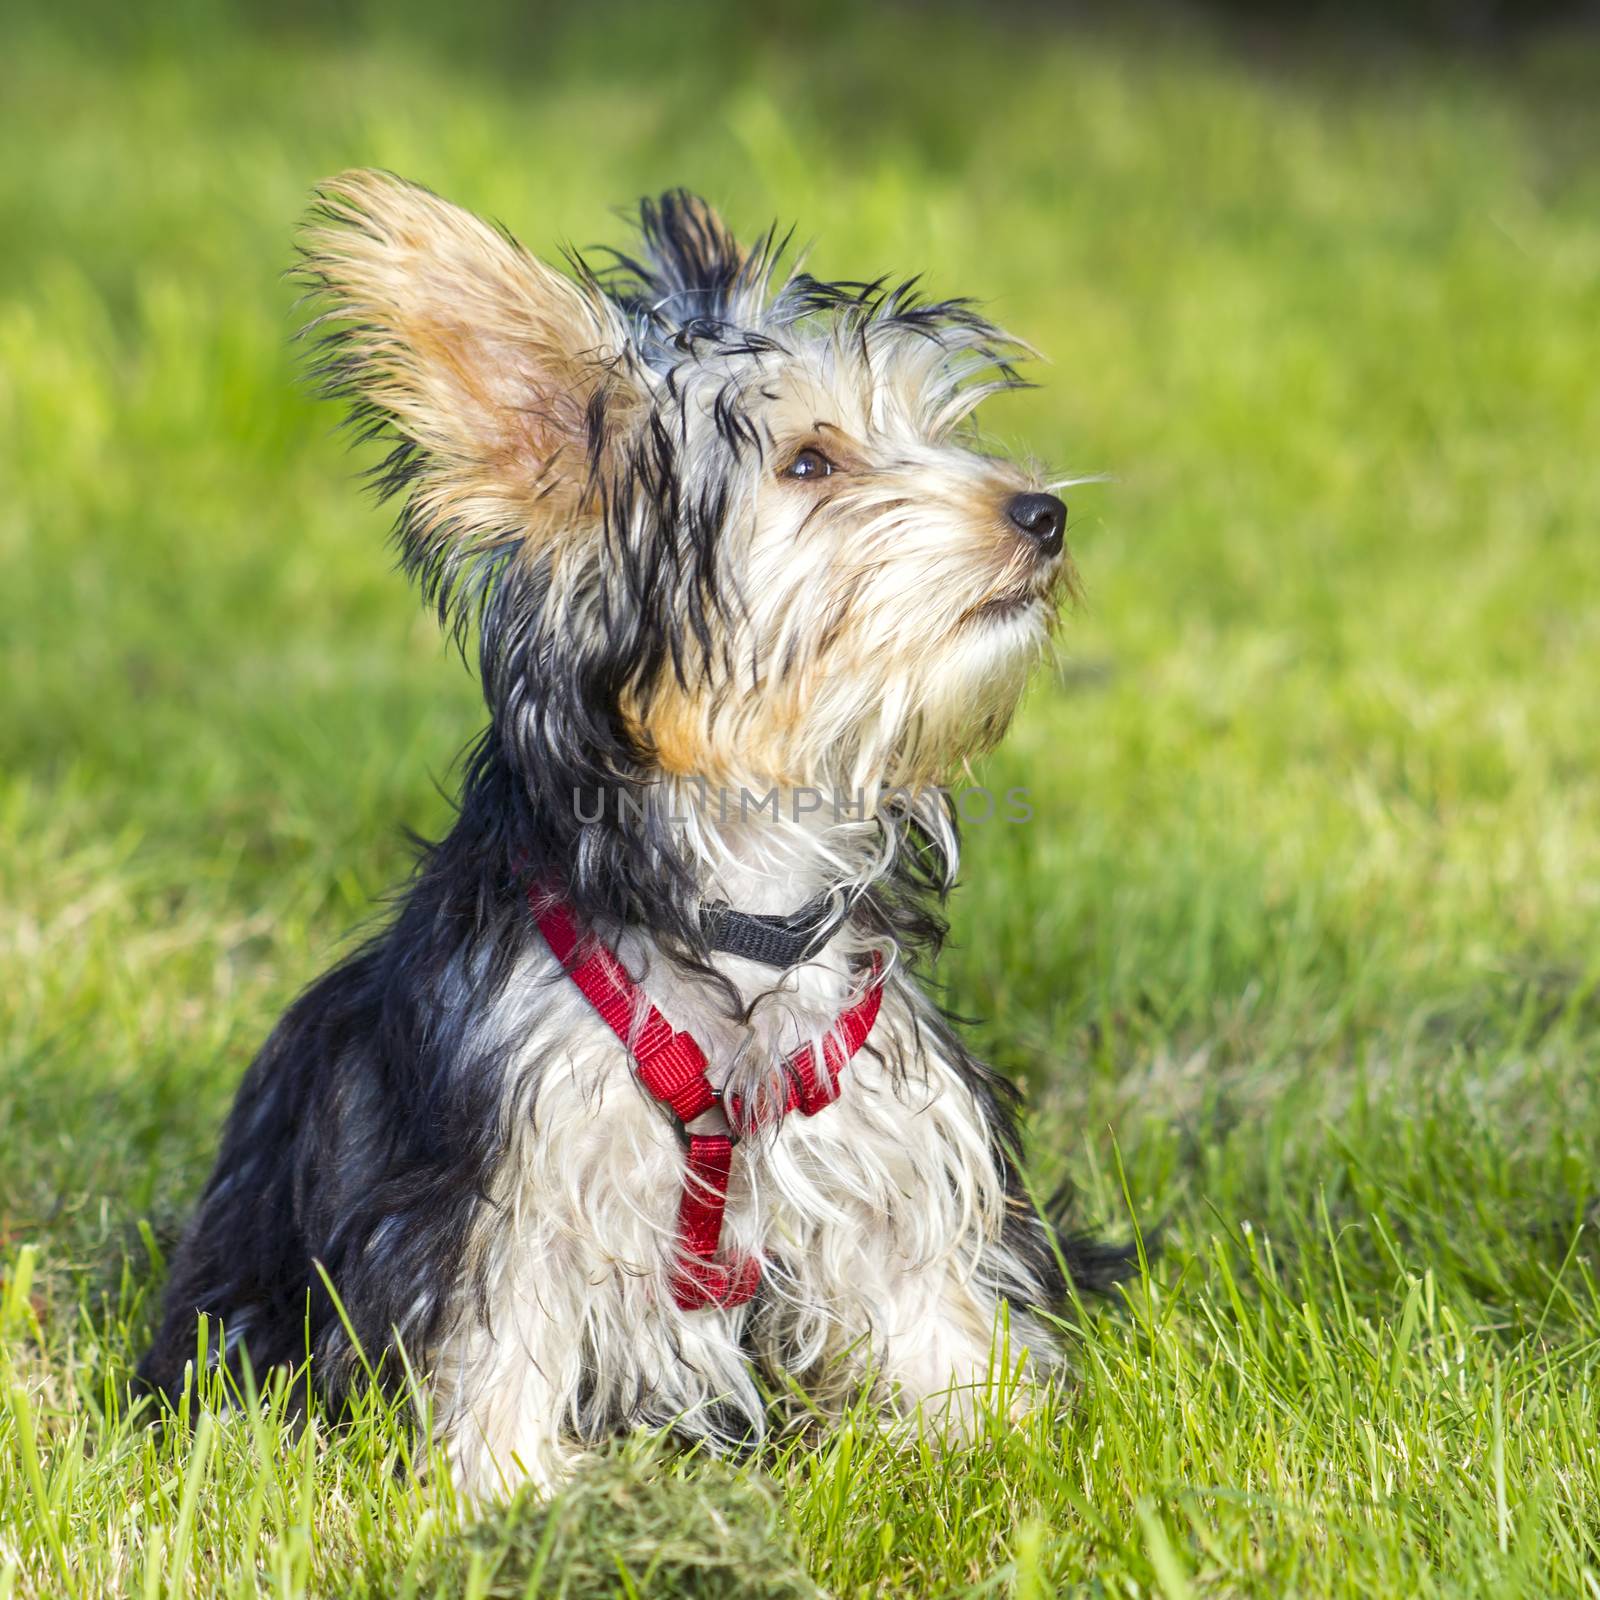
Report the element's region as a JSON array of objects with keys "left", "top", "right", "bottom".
[{"left": 139, "top": 170, "right": 1118, "bottom": 1496}]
